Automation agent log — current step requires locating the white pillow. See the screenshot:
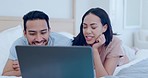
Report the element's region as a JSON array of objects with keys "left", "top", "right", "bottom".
[
  {"left": 58, "top": 32, "right": 74, "bottom": 40},
  {"left": 135, "top": 49, "right": 148, "bottom": 59},
  {"left": 121, "top": 44, "right": 136, "bottom": 61},
  {"left": 0, "top": 25, "right": 23, "bottom": 75}
]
